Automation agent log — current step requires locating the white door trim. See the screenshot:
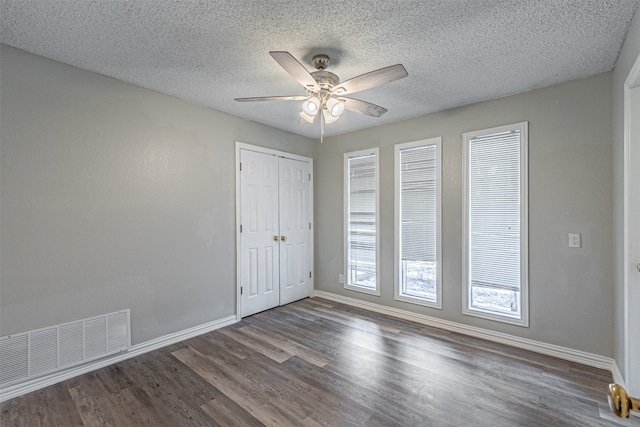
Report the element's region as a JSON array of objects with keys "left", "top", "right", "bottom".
[
  {"left": 235, "top": 142, "right": 313, "bottom": 320},
  {"left": 623, "top": 51, "right": 640, "bottom": 393}
]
